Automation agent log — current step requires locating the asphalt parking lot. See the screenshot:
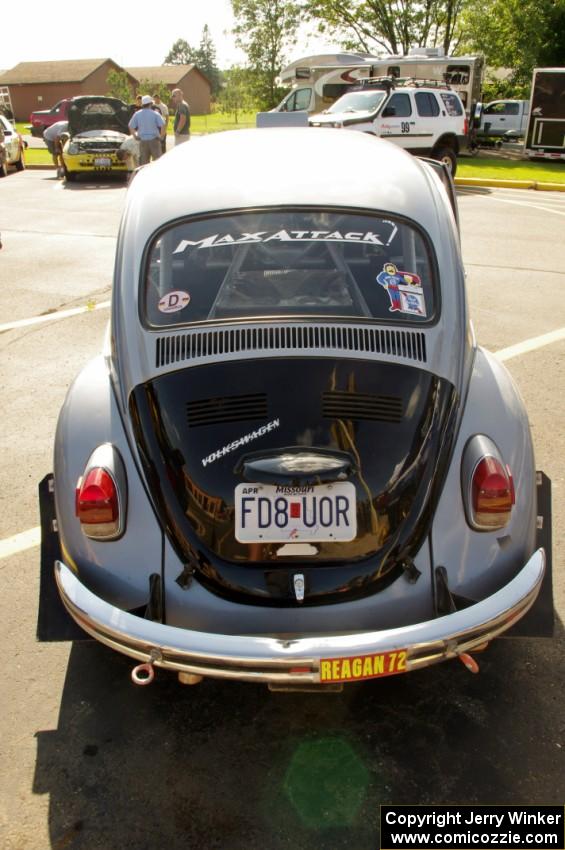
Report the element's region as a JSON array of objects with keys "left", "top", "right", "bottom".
[{"left": 0, "top": 170, "right": 564, "bottom": 850}]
